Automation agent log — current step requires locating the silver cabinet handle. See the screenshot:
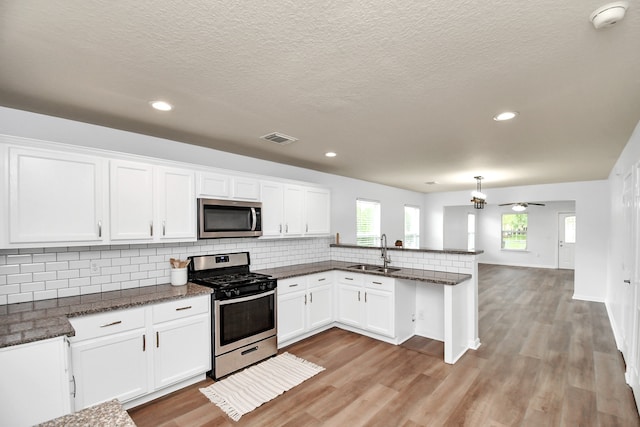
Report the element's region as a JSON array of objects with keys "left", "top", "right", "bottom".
[
  {"left": 156, "top": 331, "right": 159, "bottom": 348},
  {"left": 163, "top": 220, "right": 166, "bottom": 236},
  {"left": 365, "top": 292, "right": 367, "bottom": 303},
  {"left": 345, "top": 277, "right": 353, "bottom": 281},
  {"left": 306, "top": 224, "right": 308, "bottom": 232},
  {"left": 285, "top": 224, "right": 288, "bottom": 233},
  {"left": 279, "top": 224, "right": 282, "bottom": 233},
  {"left": 318, "top": 278, "right": 326, "bottom": 282},
  {"left": 150, "top": 221, "right": 153, "bottom": 236},
  {"left": 358, "top": 291, "right": 361, "bottom": 301},
  {"left": 372, "top": 281, "right": 382, "bottom": 285},
  {"left": 176, "top": 305, "right": 192, "bottom": 311},
  {"left": 289, "top": 283, "right": 299, "bottom": 288},
  {"left": 304, "top": 294, "right": 307, "bottom": 305},
  {"left": 100, "top": 320, "right": 122, "bottom": 328},
  {"left": 310, "top": 292, "right": 313, "bottom": 303},
  {"left": 142, "top": 334, "right": 146, "bottom": 351},
  {"left": 98, "top": 220, "right": 102, "bottom": 238},
  {"left": 71, "top": 375, "right": 76, "bottom": 398}
]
